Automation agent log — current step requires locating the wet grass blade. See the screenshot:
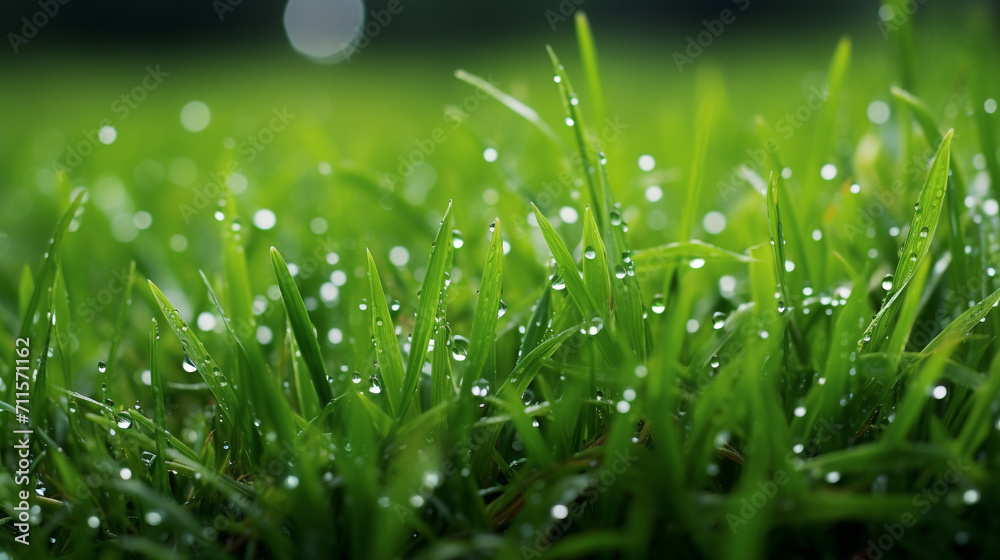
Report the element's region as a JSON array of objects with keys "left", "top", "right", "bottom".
[
  {"left": 766, "top": 172, "right": 788, "bottom": 304},
  {"left": 271, "top": 247, "right": 334, "bottom": 405},
  {"left": 454, "top": 69, "right": 561, "bottom": 145},
  {"left": 921, "top": 287, "right": 1000, "bottom": 356},
  {"left": 19, "top": 189, "right": 85, "bottom": 339},
  {"left": 632, "top": 241, "right": 755, "bottom": 272},
  {"left": 148, "top": 319, "right": 170, "bottom": 494},
  {"left": 147, "top": 280, "right": 239, "bottom": 425},
  {"left": 530, "top": 204, "right": 620, "bottom": 362},
  {"left": 547, "top": 45, "right": 603, "bottom": 224},
  {"left": 582, "top": 206, "right": 611, "bottom": 314},
  {"left": 892, "top": 86, "right": 967, "bottom": 288},
  {"left": 398, "top": 203, "right": 454, "bottom": 419},
  {"left": 366, "top": 249, "right": 406, "bottom": 416},
  {"left": 461, "top": 219, "right": 504, "bottom": 393},
  {"left": 860, "top": 130, "right": 953, "bottom": 352}
]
